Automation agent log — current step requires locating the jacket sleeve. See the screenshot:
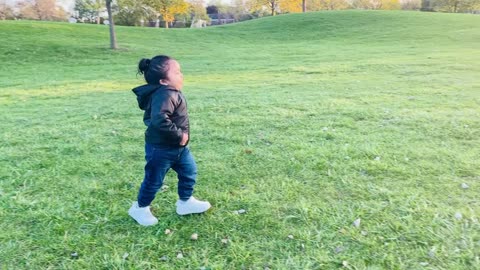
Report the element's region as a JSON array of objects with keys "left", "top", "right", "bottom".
[{"left": 150, "top": 91, "right": 183, "bottom": 144}]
